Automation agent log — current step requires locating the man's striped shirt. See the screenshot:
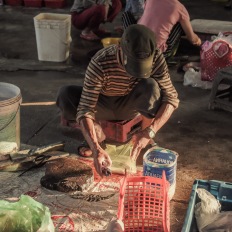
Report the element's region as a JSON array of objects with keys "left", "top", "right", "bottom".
[{"left": 76, "top": 45, "right": 179, "bottom": 122}]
